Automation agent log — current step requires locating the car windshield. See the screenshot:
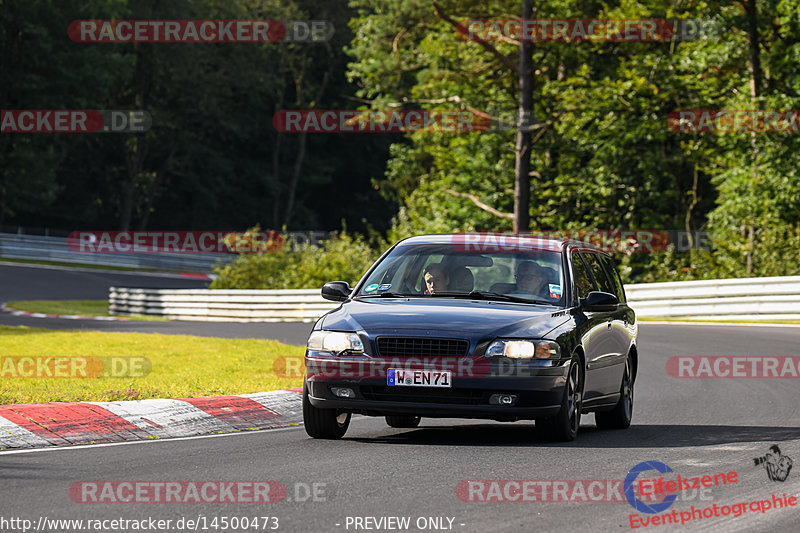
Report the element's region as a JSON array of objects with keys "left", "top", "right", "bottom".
[{"left": 356, "top": 243, "right": 565, "bottom": 306}]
